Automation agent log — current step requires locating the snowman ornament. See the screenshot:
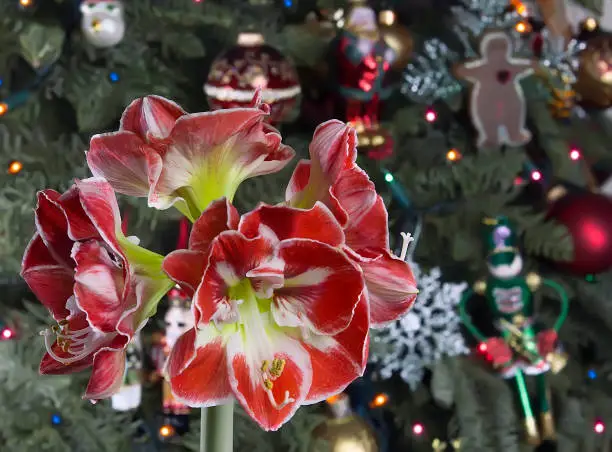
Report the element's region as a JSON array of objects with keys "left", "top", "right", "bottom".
[{"left": 80, "top": 0, "right": 125, "bottom": 48}]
